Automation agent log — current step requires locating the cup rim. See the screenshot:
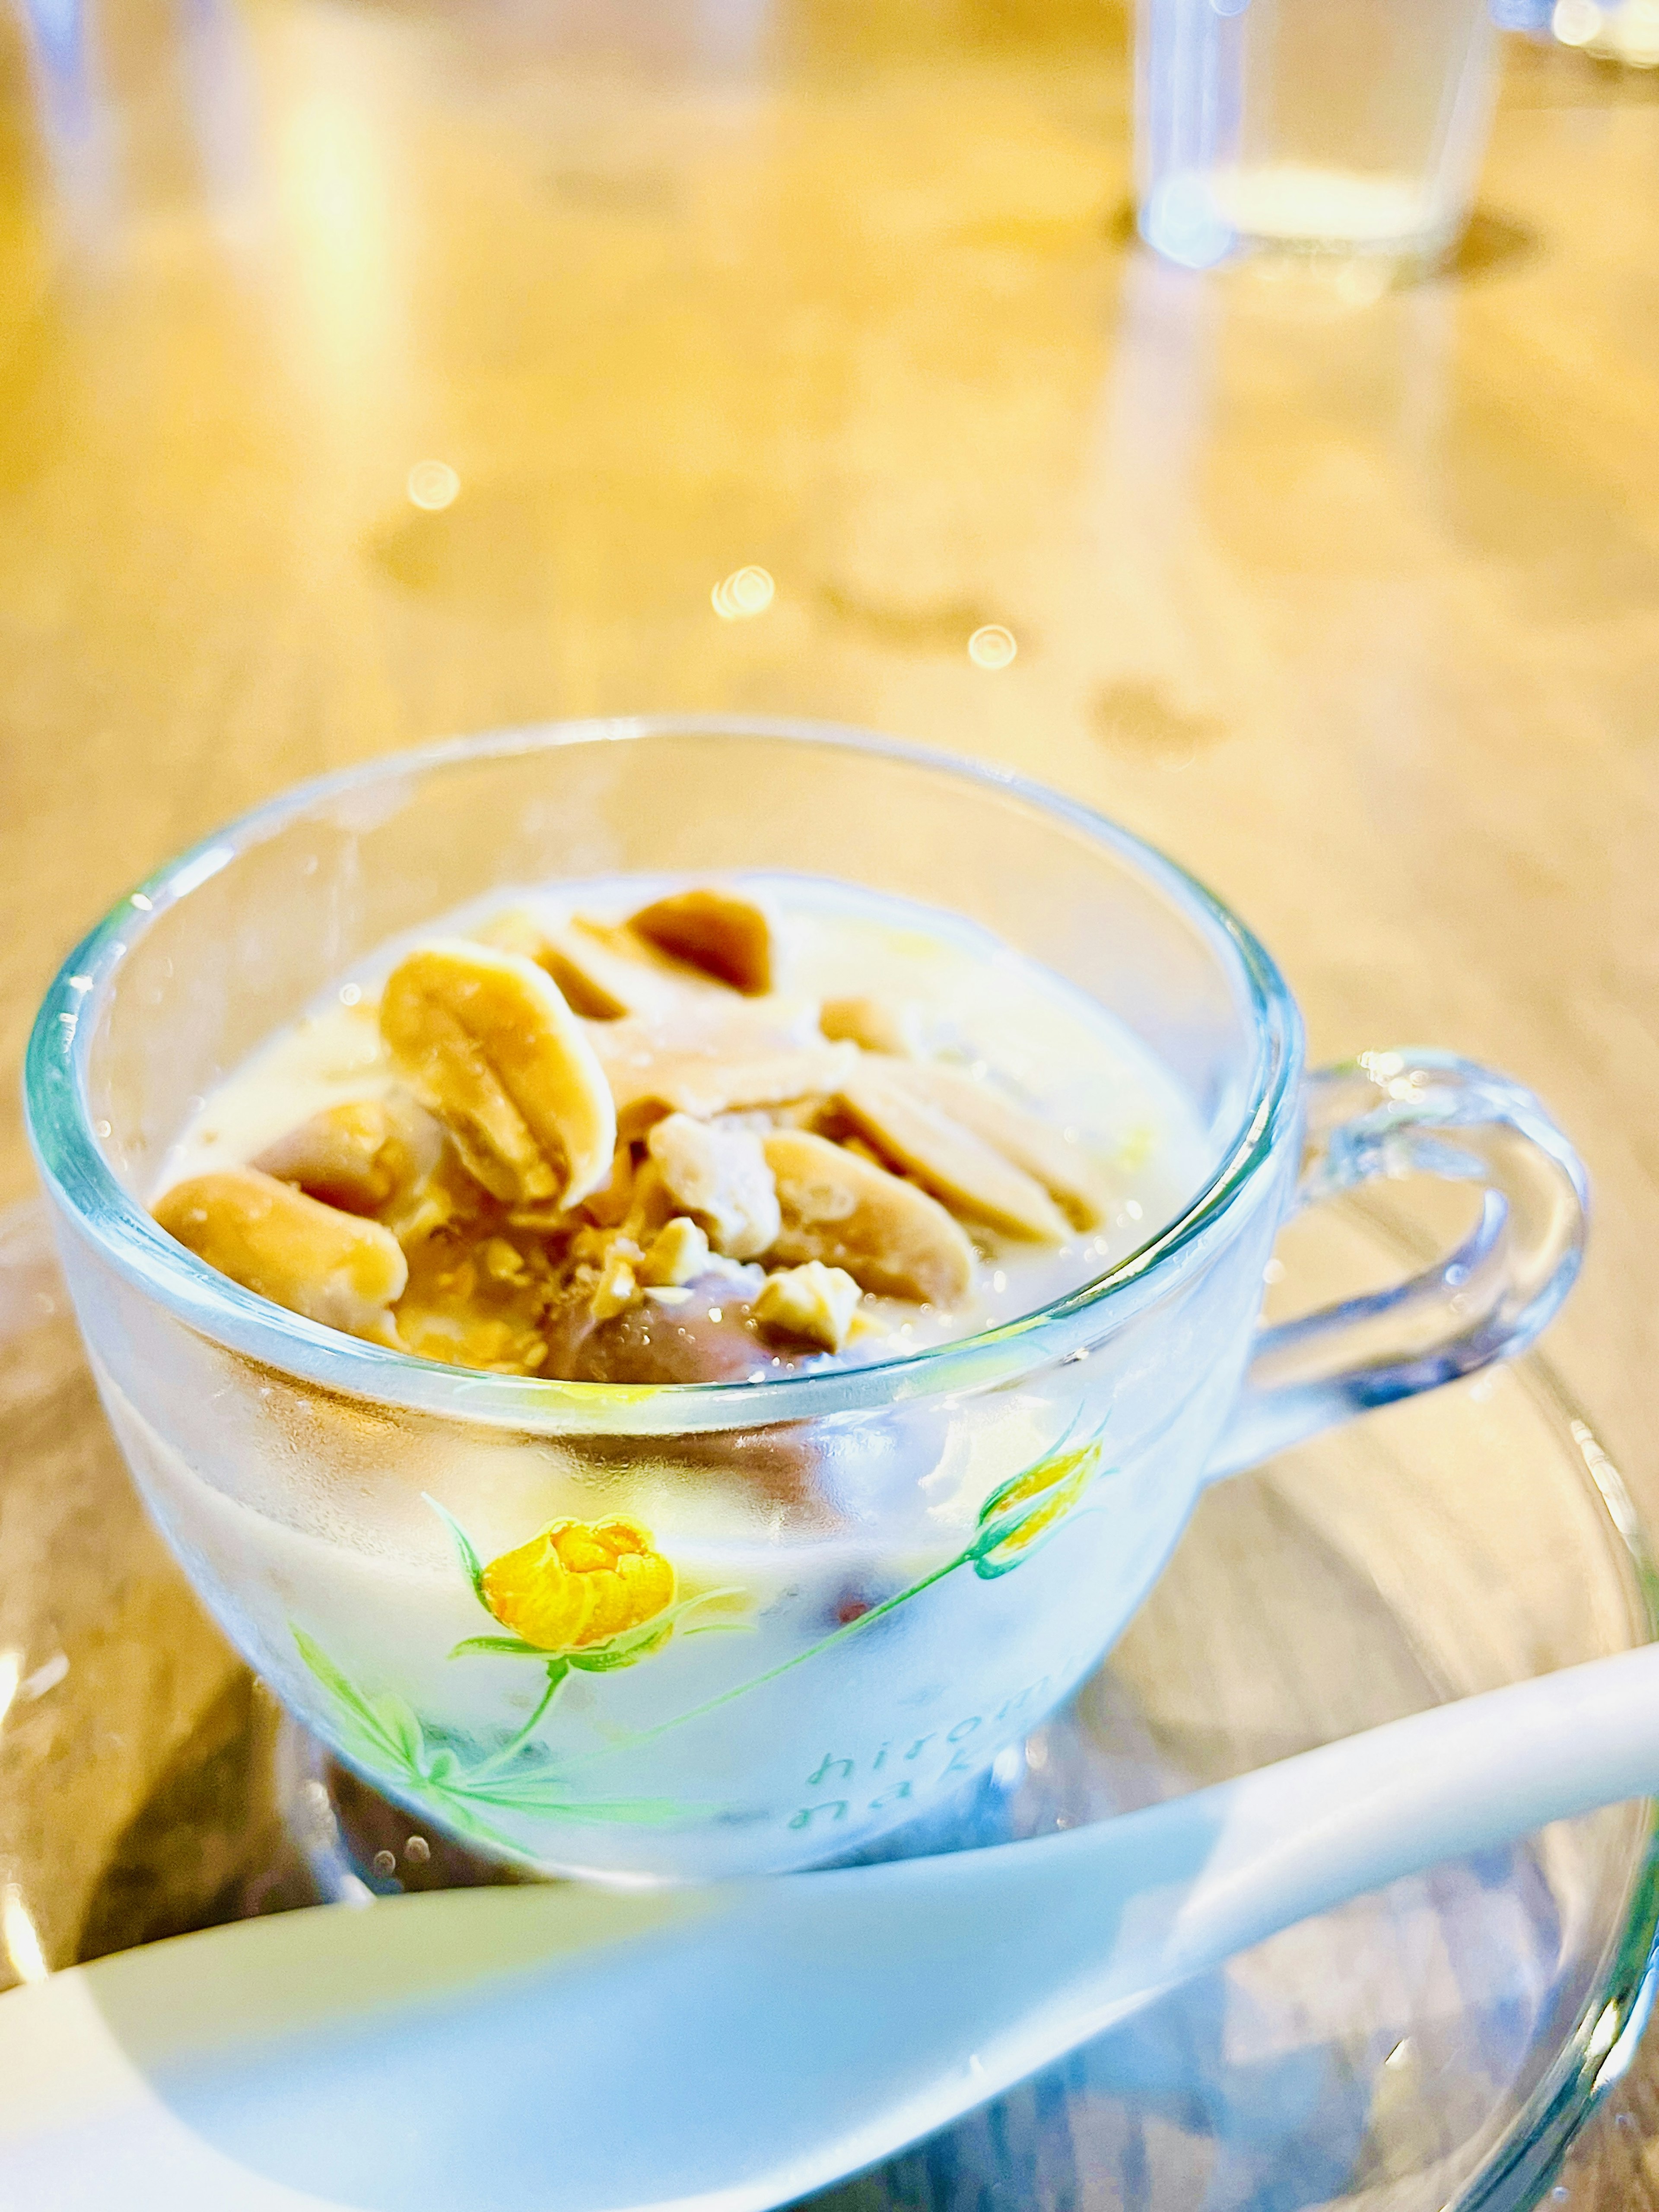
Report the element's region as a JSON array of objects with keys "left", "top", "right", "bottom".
[{"left": 25, "top": 716, "right": 1304, "bottom": 1432}]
